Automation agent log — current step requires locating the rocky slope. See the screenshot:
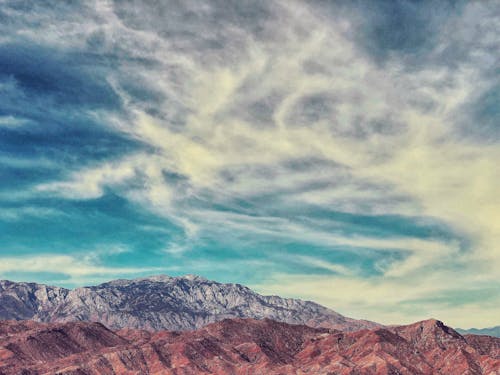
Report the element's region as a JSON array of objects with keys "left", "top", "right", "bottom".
[
  {"left": 0, "top": 280, "right": 68, "bottom": 320},
  {"left": 0, "top": 275, "right": 377, "bottom": 331},
  {"left": 0, "top": 318, "right": 498, "bottom": 375}
]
